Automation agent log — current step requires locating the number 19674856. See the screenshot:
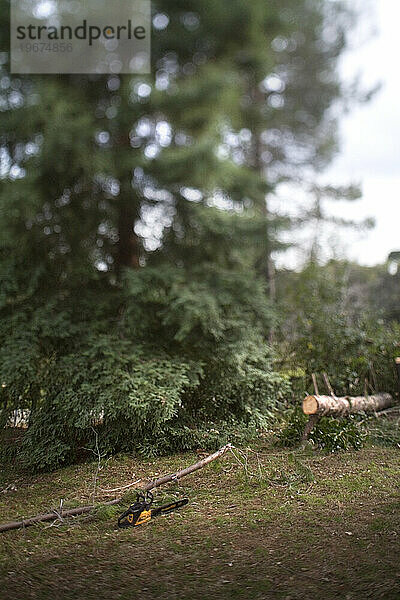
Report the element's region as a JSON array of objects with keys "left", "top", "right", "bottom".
[{"left": 20, "top": 42, "right": 73, "bottom": 53}]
